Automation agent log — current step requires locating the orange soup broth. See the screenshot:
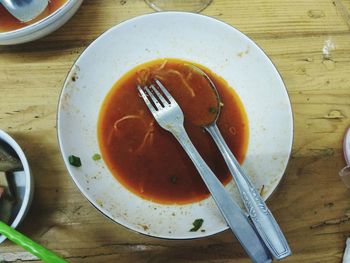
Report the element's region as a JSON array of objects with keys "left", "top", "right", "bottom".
[
  {"left": 0, "top": 0, "right": 67, "bottom": 32},
  {"left": 98, "top": 59, "right": 249, "bottom": 204}
]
